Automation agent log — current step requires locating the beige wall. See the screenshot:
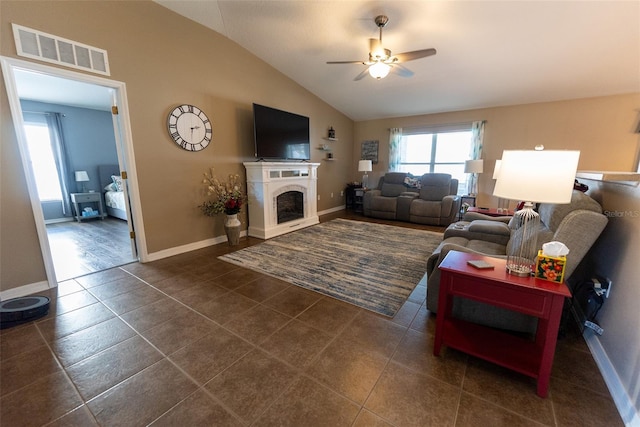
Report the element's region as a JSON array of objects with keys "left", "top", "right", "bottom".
[
  {"left": 0, "top": 1, "right": 354, "bottom": 292},
  {"left": 354, "top": 93, "right": 640, "bottom": 207},
  {"left": 584, "top": 181, "right": 640, "bottom": 414}
]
